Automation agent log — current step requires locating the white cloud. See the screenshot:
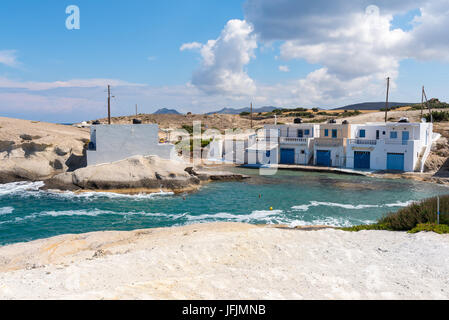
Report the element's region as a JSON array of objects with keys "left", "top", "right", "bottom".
[
  {"left": 180, "top": 42, "right": 202, "bottom": 51},
  {"left": 0, "top": 50, "right": 19, "bottom": 67},
  {"left": 0, "top": 77, "right": 144, "bottom": 91},
  {"left": 181, "top": 19, "right": 258, "bottom": 96},
  {"left": 279, "top": 65, "right": 290, "bottom": 72},
  {"left": 241, "top": 0, "right": 449, "bottom": 105}
]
